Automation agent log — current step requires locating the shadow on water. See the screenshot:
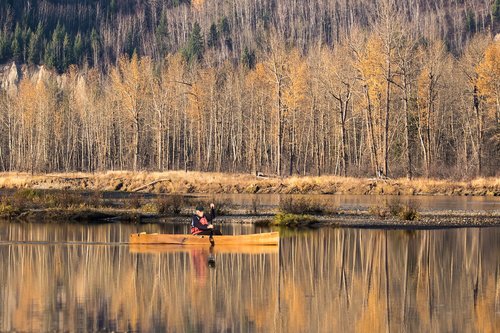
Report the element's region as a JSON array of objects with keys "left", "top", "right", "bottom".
[{"left": 0, "top": 222, "right": 499, "bottom": 332}]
